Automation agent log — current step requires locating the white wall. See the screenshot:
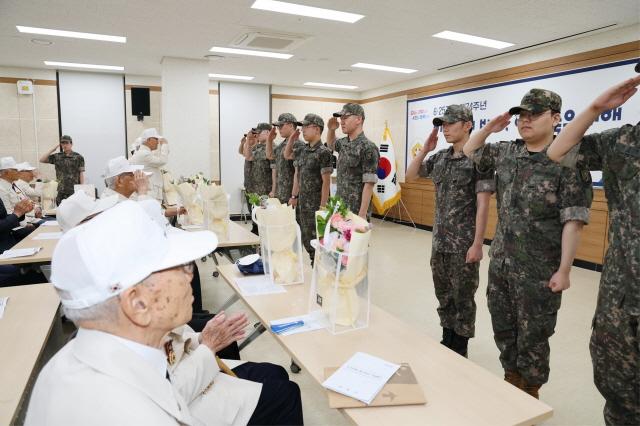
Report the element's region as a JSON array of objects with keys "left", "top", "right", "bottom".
[
  {"left": 57, "top": 71, "right": 127, "bottom": 192},
  {"left": 219, "top": 82, "right": 270, "bottom": 214}
]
